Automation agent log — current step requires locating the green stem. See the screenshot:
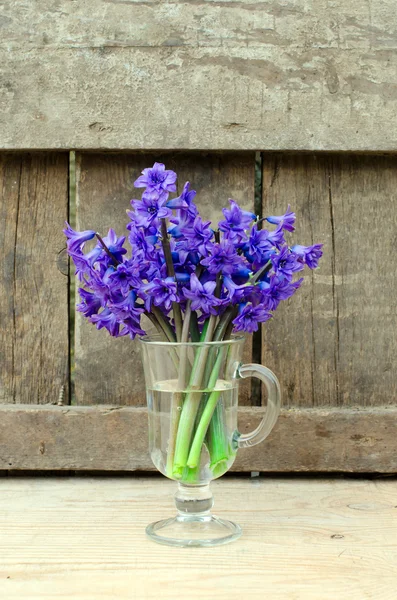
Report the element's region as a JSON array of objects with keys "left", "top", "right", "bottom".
[
  {"left": 172, "top": 320, "right": 214, "bottom": 478},
  {"left": 182, "top": 464, "right": 201, "bottom": 483},
  {"left": 166, "top": 390, "right": 184, "bottom": 478},
  {"left": 200, "top": 307, "right": 239, "bottom": 472},
  {"left": 206, "top": 402, "right": 229, "bottom": 468},
  {"left": 151, "top": 306, "right": 176, "bottom": 343},
  {"left": 190, "top": 315, "right": 217, "bottom": 388},
  {"left": 144, "top": 311, "right": 167, "bottom": 340},
  {"left": 144, "top": 311, "right": 181, "bottom": 374},
  {"left": 201, "top": 306, "right": 236, "bottom": 391},
  {"left": 177, "top": 302, "right": 191, "bottom": 390},
  {"left": 187, "top": 349, "right": 224, "bottom": 468},
  {"left": 164, "top": 303, "right": 193, "bottom": 477},
  {"left": 189, "top": 311, "right": 200, "bottom": 342},
  {"left": 250, "top": 259, "right": 272, "bottom": 284}
]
